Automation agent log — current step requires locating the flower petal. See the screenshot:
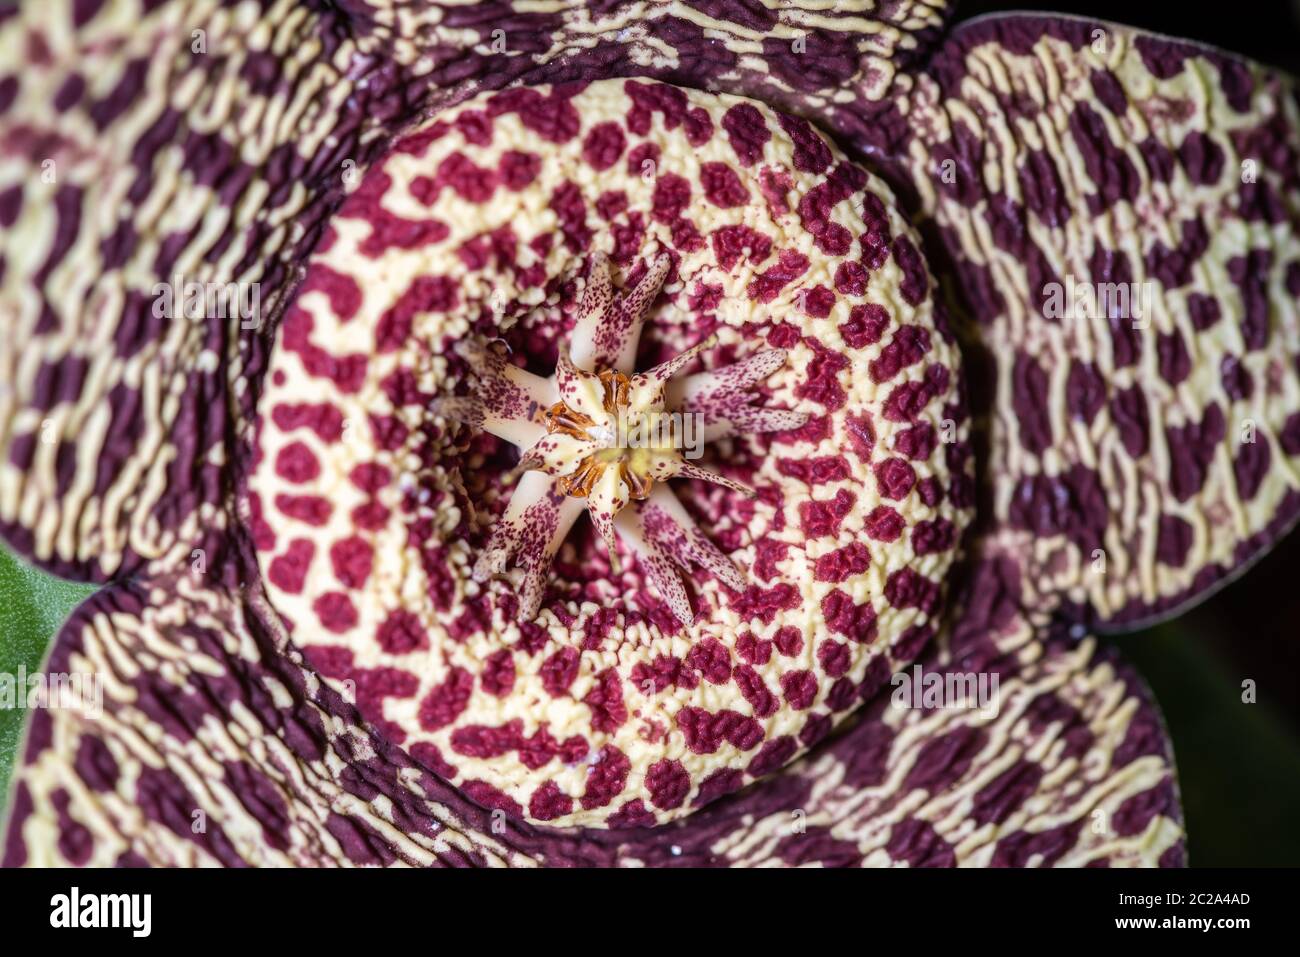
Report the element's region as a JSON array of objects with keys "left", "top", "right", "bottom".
[
  {"left": 0, "top": 3, "right": 410, "bottom": 580},
  {"left": 894, "top": 16, "right": 1300, "bottom": 628},
  {"left": 0, "top": 575, "right": 540, "bottom": 867}
]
